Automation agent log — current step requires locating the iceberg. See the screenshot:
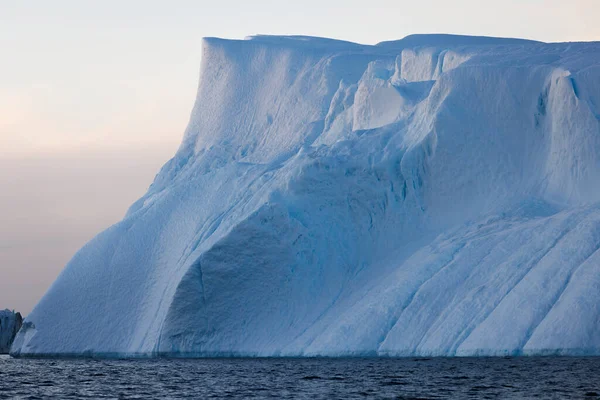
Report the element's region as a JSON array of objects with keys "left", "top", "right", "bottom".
[
  {"left": 11, "top": 34, "right": 600, "bottom": 357},
  {"left": 1, "top": 310, "right": 22, "bottom": 354}
]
